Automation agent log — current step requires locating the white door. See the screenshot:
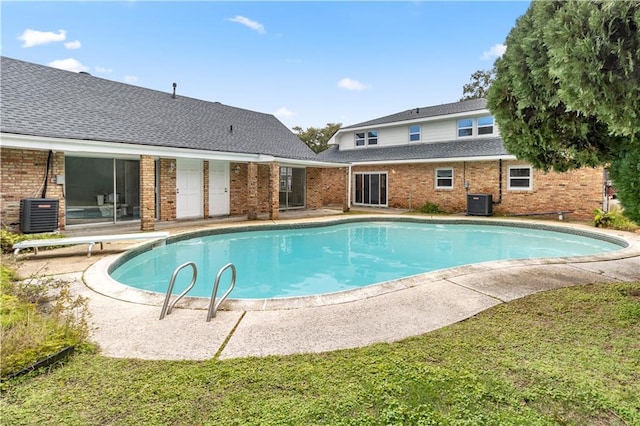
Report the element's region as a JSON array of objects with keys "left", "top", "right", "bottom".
[
  {"left": 209, "top": 161, "right": 229, "bottom": 216},
  {"left": 176, "top": 158, "right": 202, "bottom": 218}
]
